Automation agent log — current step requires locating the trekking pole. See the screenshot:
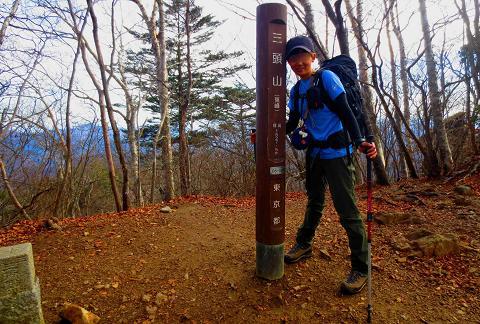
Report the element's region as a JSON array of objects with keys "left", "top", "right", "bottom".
[{"left": 366, "top": 135, "right": 374, "bottom": 323}]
